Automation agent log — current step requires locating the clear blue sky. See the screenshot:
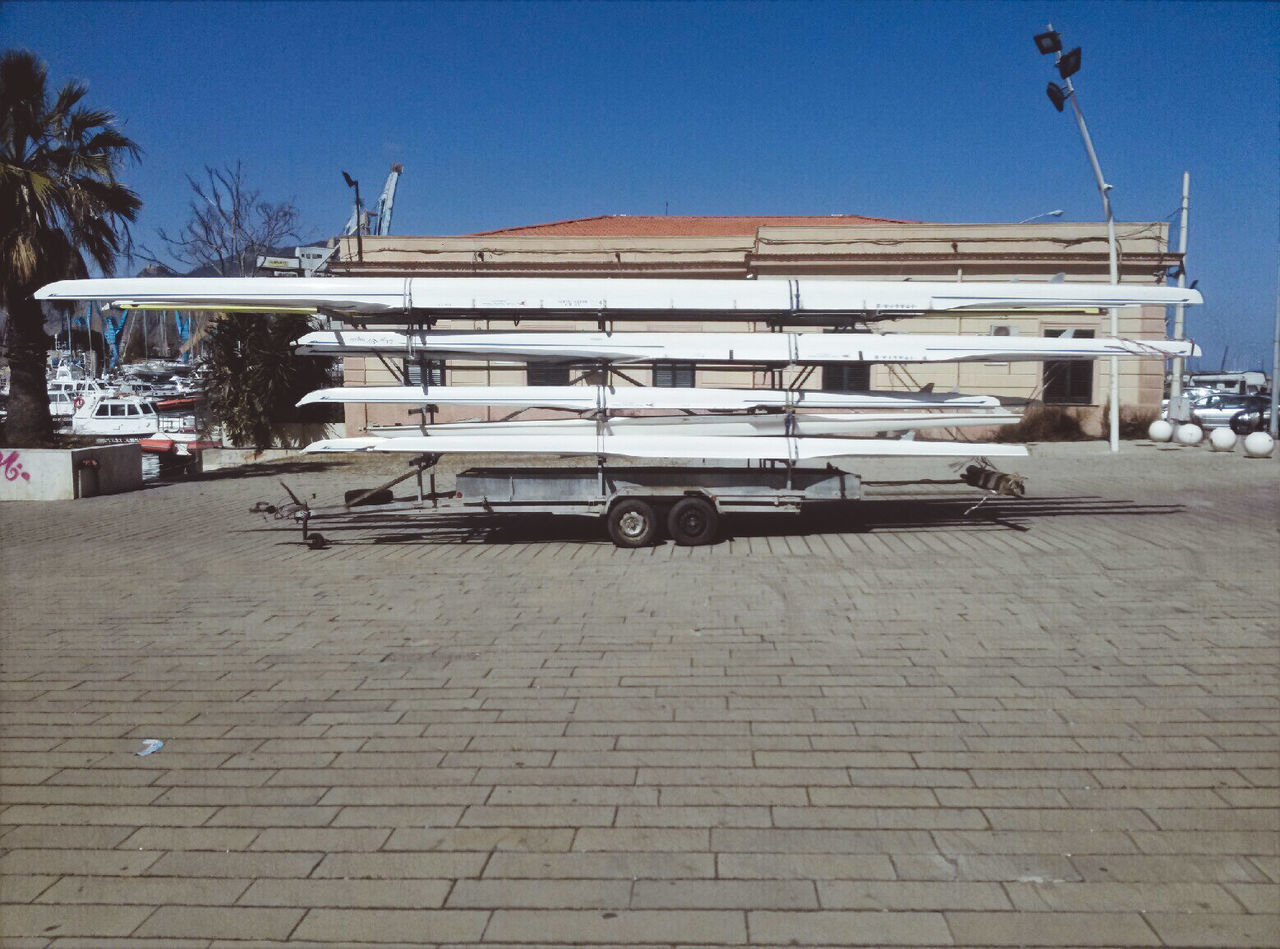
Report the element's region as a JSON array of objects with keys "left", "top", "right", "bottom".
[{"left": 7, "top": 0, "right": 1277, "bottom": 371}]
